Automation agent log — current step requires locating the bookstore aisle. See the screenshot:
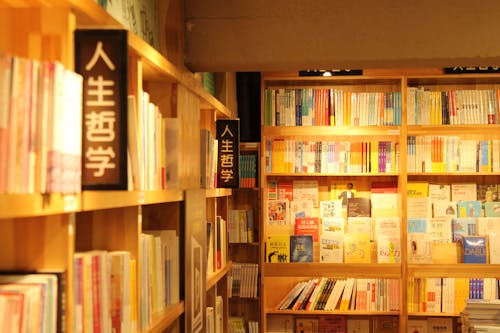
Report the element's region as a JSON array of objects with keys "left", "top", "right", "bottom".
[
  {"left": 0, "top": 1, "right": 236, "bottom": 333},
  {"left": 261, "top": 72, "right": 500, "bottom": 333}
]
